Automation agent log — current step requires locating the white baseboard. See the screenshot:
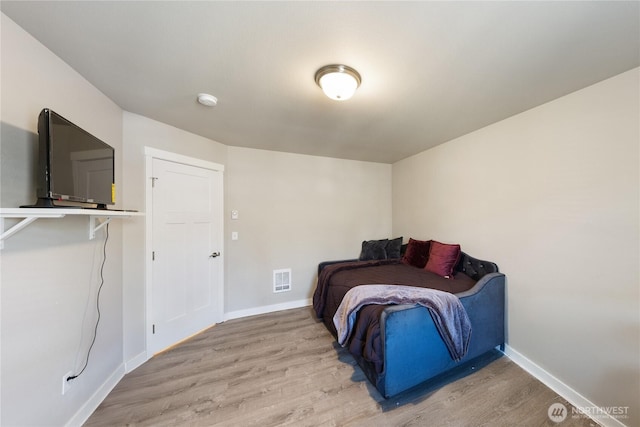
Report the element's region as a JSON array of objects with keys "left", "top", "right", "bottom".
[
  {"left": 504, "top": 345, "right": 628, "bottom": 427},
  {"left": 125, "top": 350, "right": 148, "bottom": 374},
  {"left": 66, "top": 363, "right": 125, "bottom": 427},
  {"left": 224, "top": 298, "right": 311, "bottom": 321}
]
